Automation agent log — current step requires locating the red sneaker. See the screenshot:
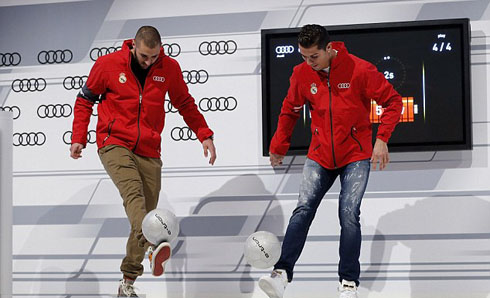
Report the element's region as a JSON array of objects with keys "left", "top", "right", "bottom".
[{"left": 148, "top": 242, "right": 171, "bottom": 276}]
